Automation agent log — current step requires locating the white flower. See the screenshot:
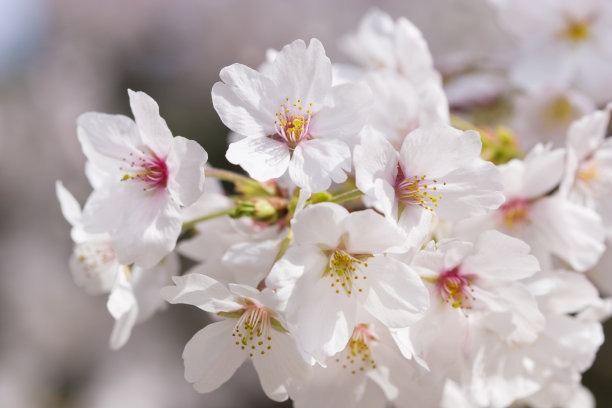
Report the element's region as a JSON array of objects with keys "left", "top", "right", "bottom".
[
  {"left": 265, "top": 203, "right": 429, "bottom": 362},
  {"left": 78, "top": 90, "right": 208, "bottom": 268},
  {"left": 411, "top": 230, "right": 543, "bottom": 345},
  {"left": 291, "top": 318, "right": 409, "bottom": 408},
  {"left": 561, "top": 104, "right": 612, "bottom": 238},
  {"left": 360, "top": 70, "right": 449, "bottom": 149},
  {"left": 161, "top": 274, "right": 309, "bottom": 401},
  {"left": 511, "top": 87, "right": 595, "bottom": 150},
  {"left": 354, "top": 124, "right": 504, "bottom": 231},
  {"left": 340, "top": 8, "right": 440, "bottom": 86},
  {"left": 455, "top": 144, "right": 605, "bottom": 272},
  {"left": 56, "top": 180, "right": 177, "bottom": 349},
  {"left": 213, "top": 38, "right": 371, "bottom": 192},
  {"left": 499, "top": 0, "right": 612, "bottom": 104}
]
